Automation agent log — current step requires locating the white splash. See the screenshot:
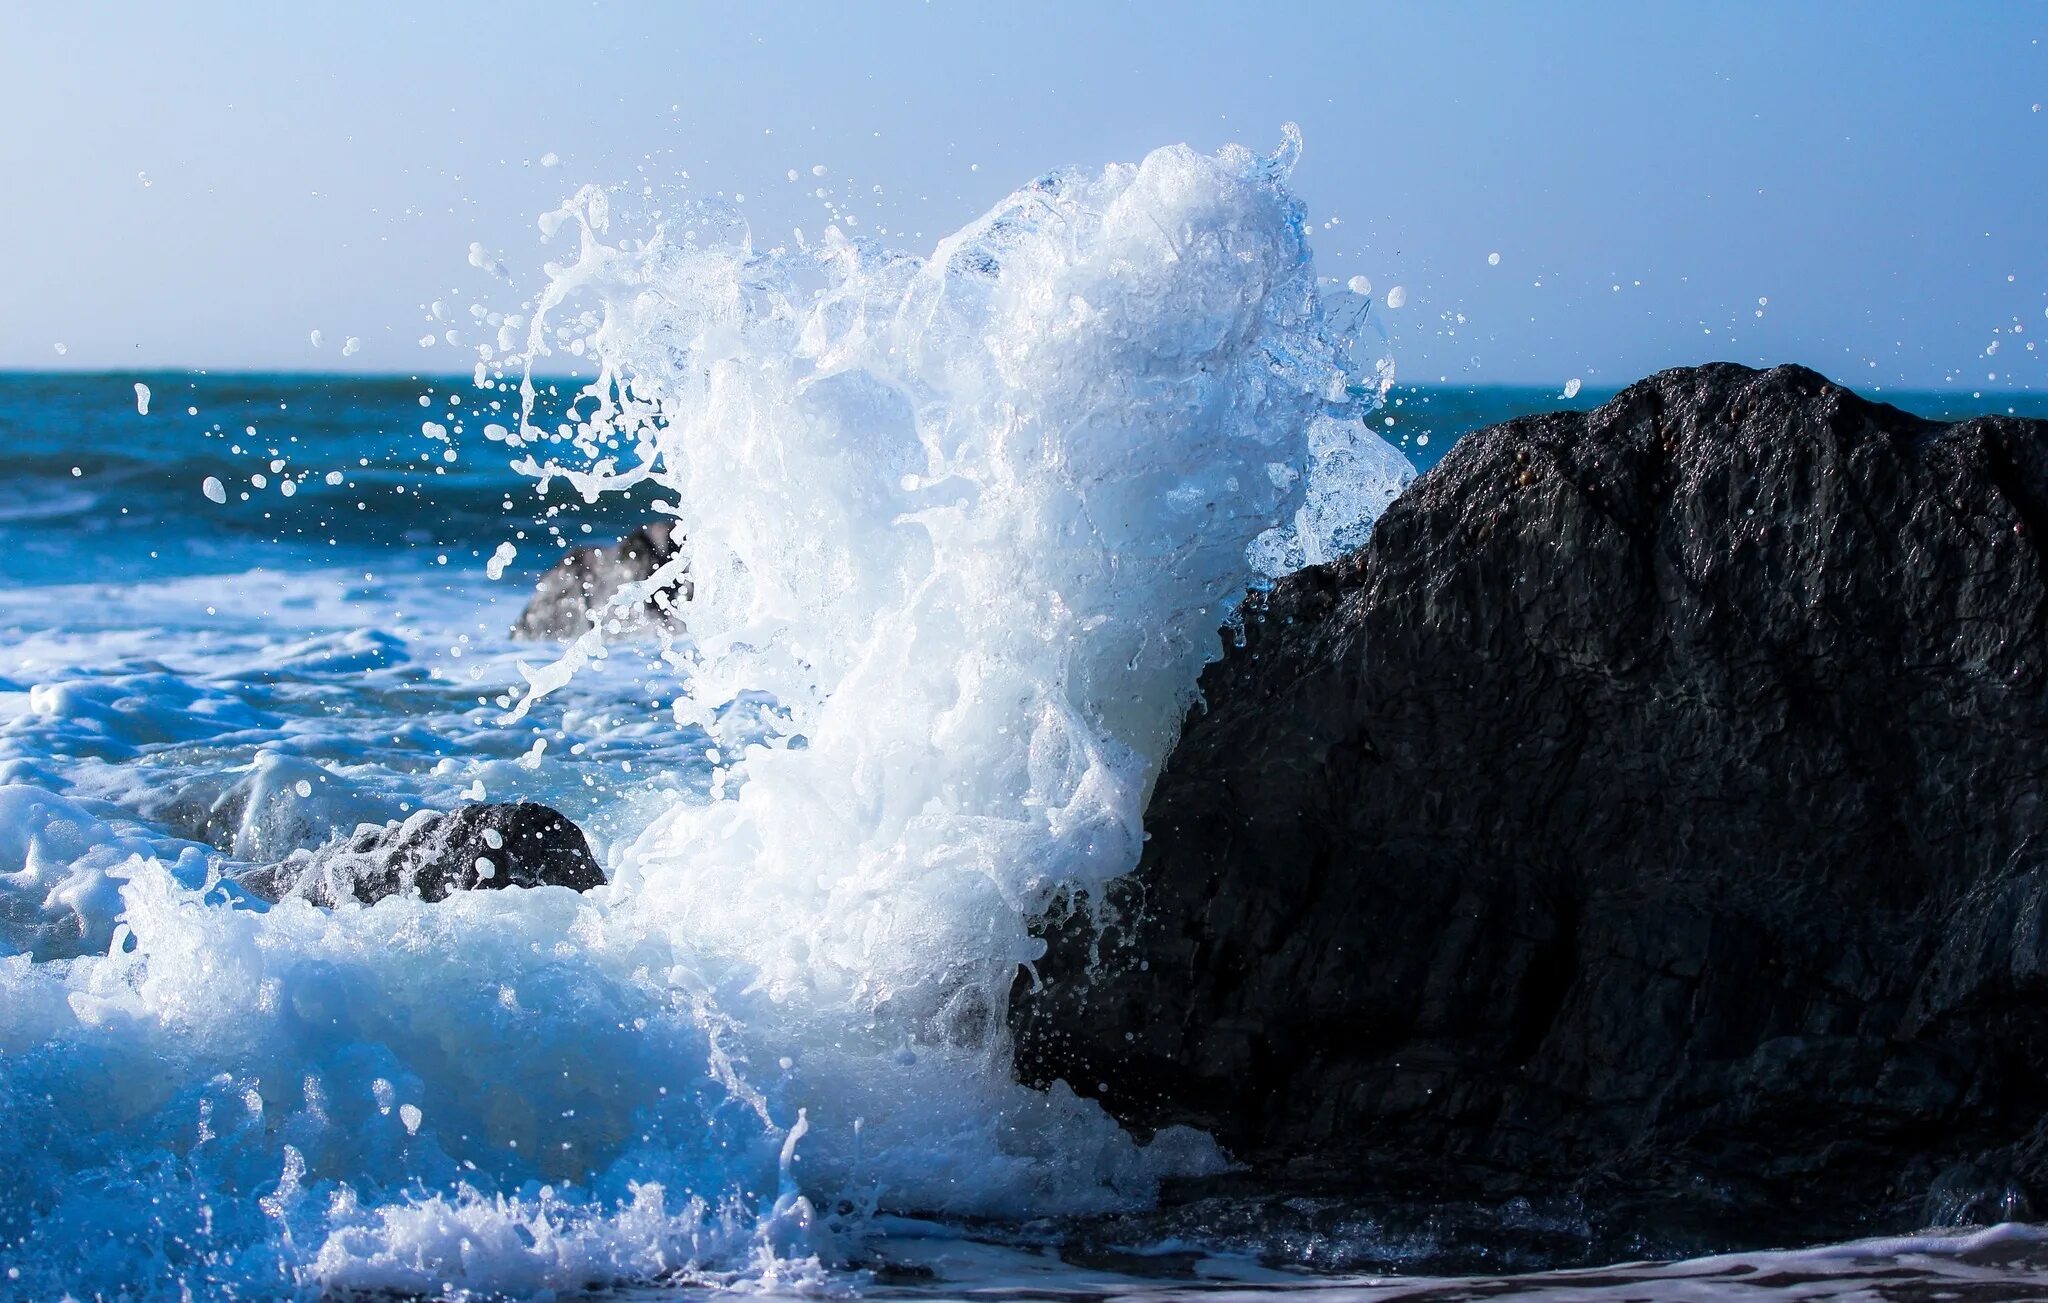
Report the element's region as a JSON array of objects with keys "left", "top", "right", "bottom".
[
  {"left": 508, "top": 127, "right": 1406, "bottom": 1022},
  {"left": 0, "top": 130, "right": 1410, "bottom": 1298}
]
